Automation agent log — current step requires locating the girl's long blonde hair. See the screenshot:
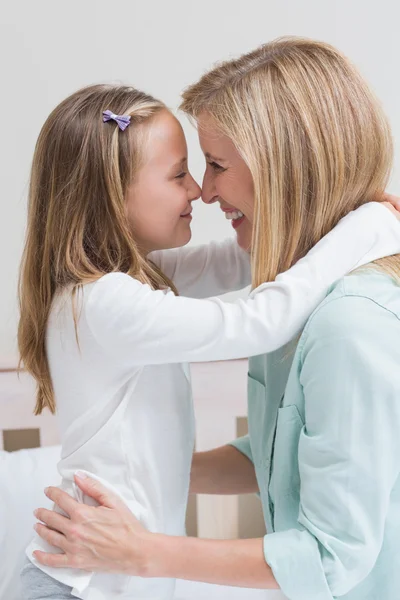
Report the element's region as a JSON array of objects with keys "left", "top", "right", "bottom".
[
  {"left": 19, "top": 84, "right": 177, "bottom": 415},
  {"left": 181, "top": 37, "right": 399, "bottom": 287}
]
